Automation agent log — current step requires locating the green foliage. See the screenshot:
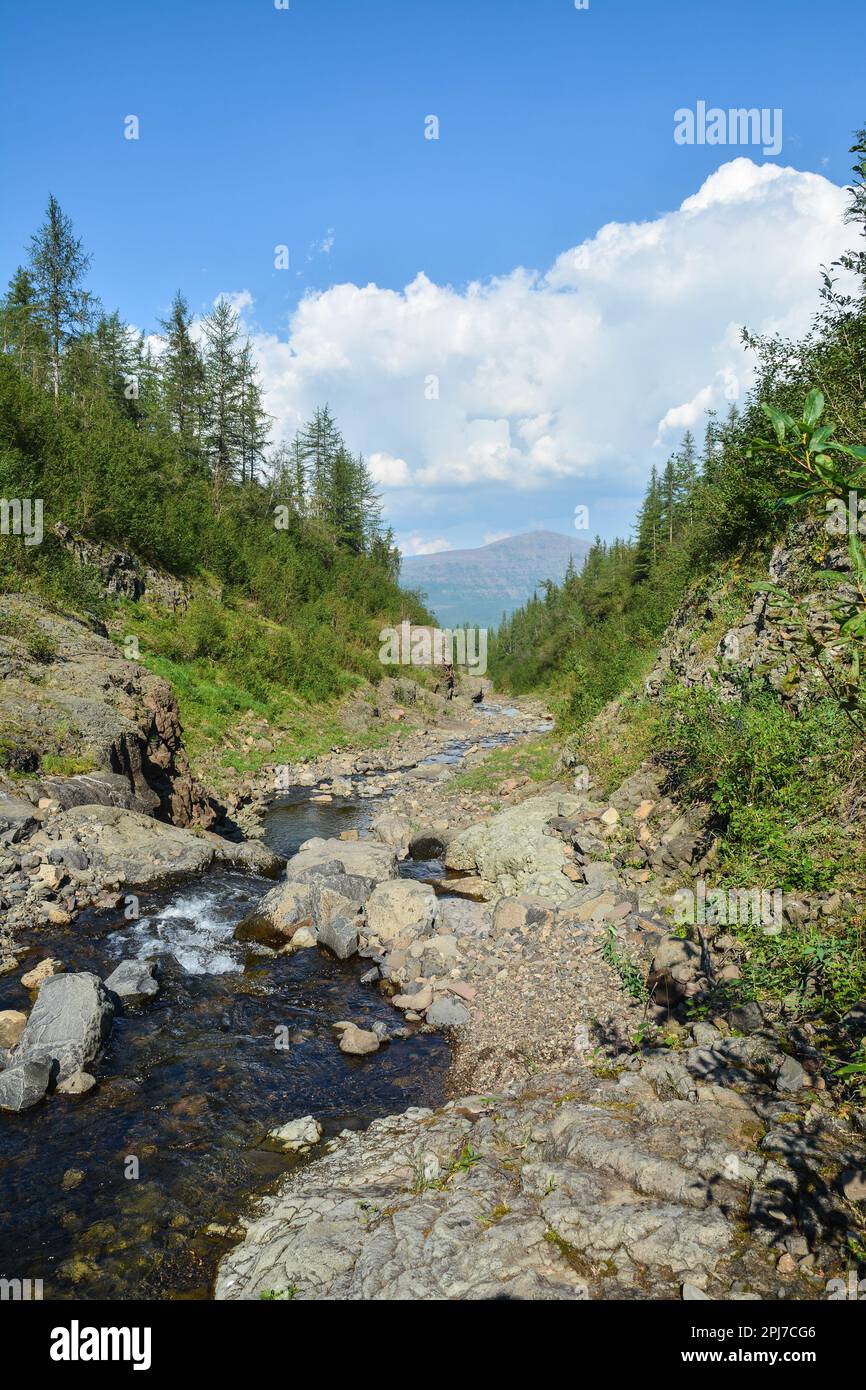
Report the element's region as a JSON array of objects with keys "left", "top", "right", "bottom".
[
  {"left": 656, "top": 681, "right": 863, "bottom": 892},
  {"left": 0, "top": 197, "right": 431, "bottom": 724}
]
